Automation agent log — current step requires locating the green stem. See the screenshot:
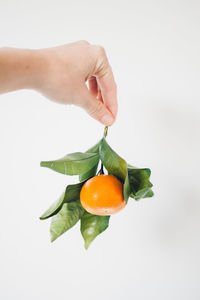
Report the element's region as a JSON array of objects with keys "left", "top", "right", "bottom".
[
  {"left": 104, "top": 126, "right": 108, "bottom": 138},
  {"left": 98, "top": 126, "right": 108, "bottom": 175}
]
